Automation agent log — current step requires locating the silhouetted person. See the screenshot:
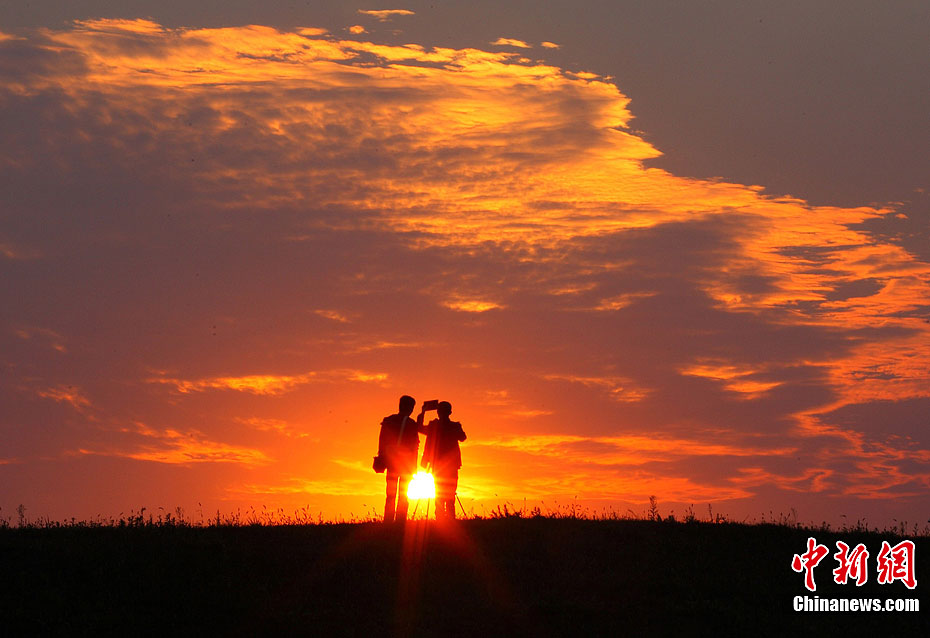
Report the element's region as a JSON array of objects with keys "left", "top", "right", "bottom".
[
  {"left": 421, "top": 401, "right": 466, "bottom": 520},
  {"left": 378, "top": 395, "right": 427, "bottom": 523}
]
